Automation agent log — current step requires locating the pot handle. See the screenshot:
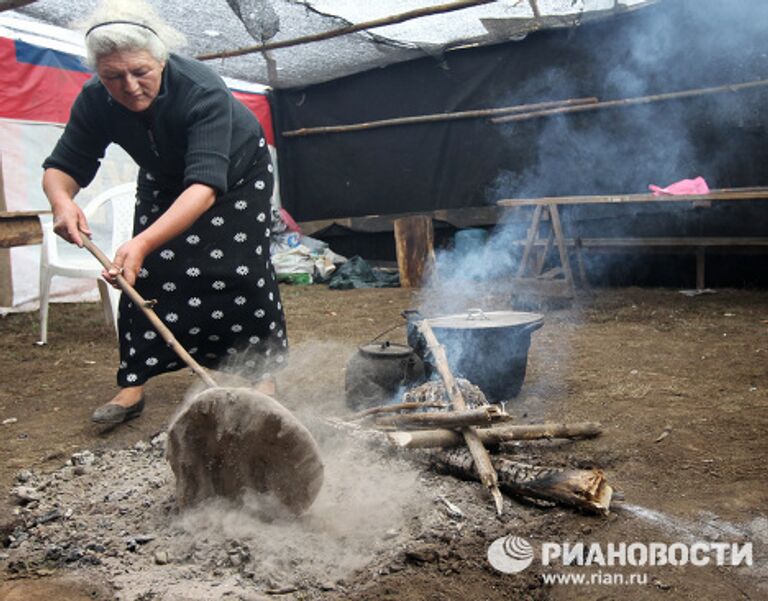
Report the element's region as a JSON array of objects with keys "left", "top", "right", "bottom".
[
  {"left": 466, "top": 308, "right": 489, "bottom": 321},
  {"left": 519, "top": 320, "right": 544, "bottom": 335}
]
